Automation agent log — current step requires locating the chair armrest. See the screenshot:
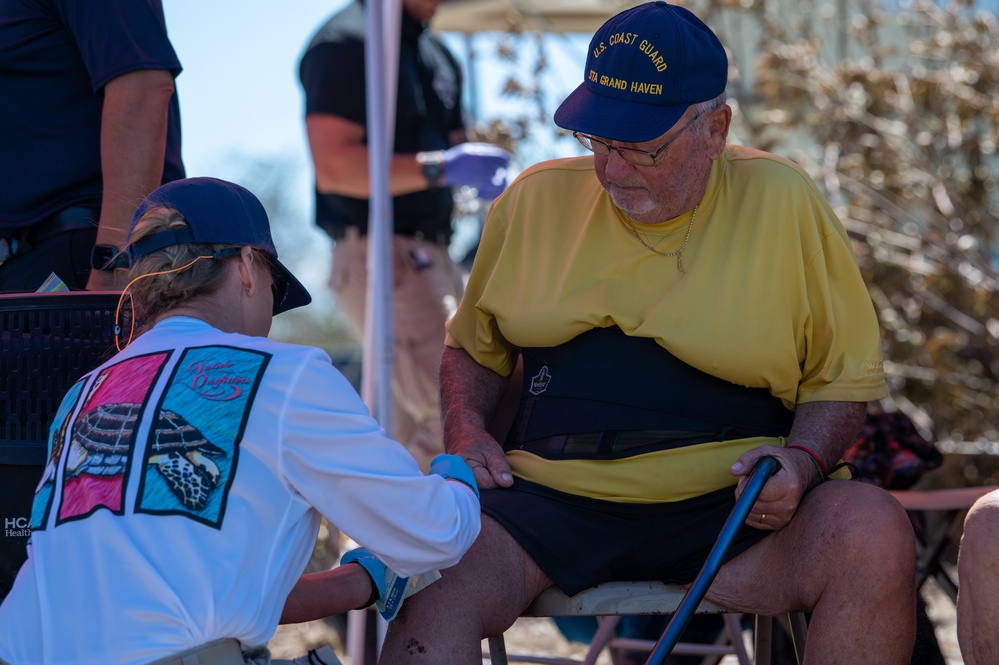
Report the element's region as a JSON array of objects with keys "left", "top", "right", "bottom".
[{"left": 889, "top": 487, "right": 994, "bottom": 511}]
